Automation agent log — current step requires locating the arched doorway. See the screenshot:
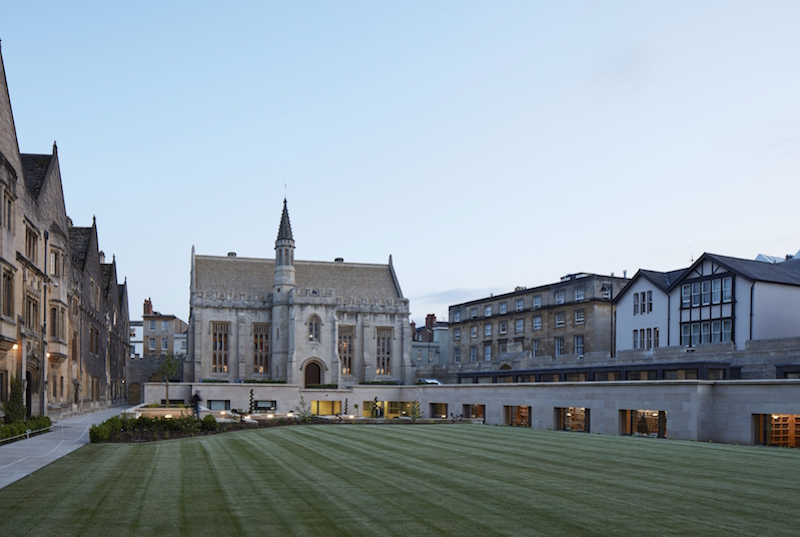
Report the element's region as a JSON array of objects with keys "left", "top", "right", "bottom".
[
  {"left": 129, "top": 382, "right": 141, "bottom": 405},
  {"left": 305, "top": 363, "right": 321, "bottom": 386}
]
